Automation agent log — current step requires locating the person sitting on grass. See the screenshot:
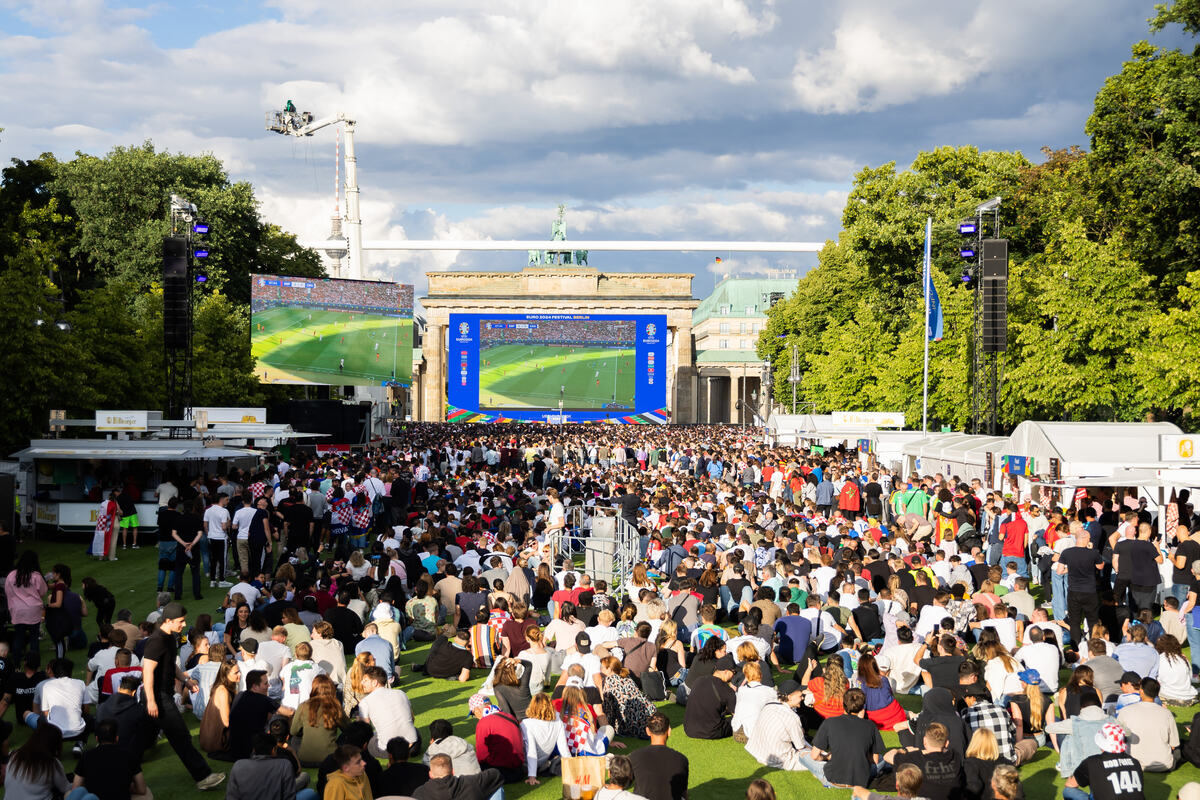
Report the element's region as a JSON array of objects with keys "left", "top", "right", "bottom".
[
  {"left": 597, "top": 754, "right": 651, "bottom": 800},
  {"left": 800, "top": 688, "right": 886, "bottom": 789},
  {"left": 68, "top": 718, "right": 151, "bottom": 800},
  {"left": 323, "top": 744, "right": 372, "bottom": 800},
  {"left": 377, "top": 736, "right": 431, "bottom": 798},
  {"left": 414, "top": 752, "right": 505, "bottom": 800},
  {"left": 876, "top": 721, "right": 962, "bottom": 800},
  {"left": 226, "top": 731, "right": 317, "bottom": 800},
  {"left": 851, "top": 763, "right": 926, "bottom": 800}
]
